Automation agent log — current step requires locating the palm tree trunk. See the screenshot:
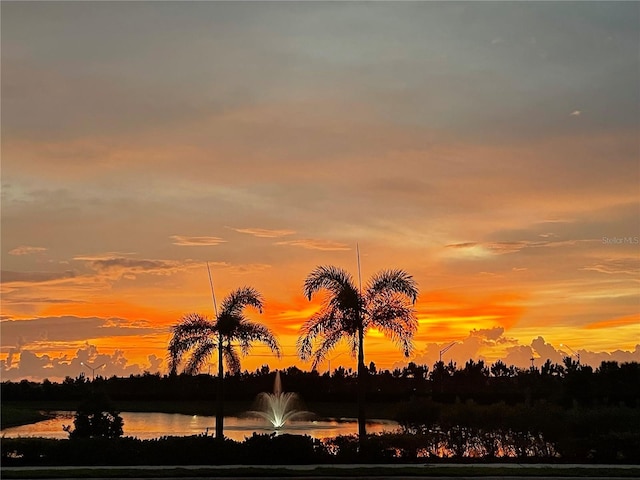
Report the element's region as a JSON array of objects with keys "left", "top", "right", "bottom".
[
  {"left": 357, "top": 324, "right": 366, "bottom": 450},
  {"left": 216, "top": 332, "right": 224, "bottom": 440}
]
